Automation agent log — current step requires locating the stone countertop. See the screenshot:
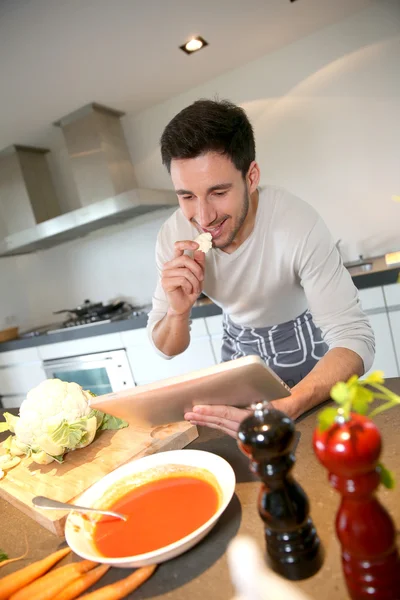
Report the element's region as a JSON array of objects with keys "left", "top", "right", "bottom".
[
  {"left": 348, "top": 254, "right": 400, "bottom": 290},
  {"left": 0, "top": 300, "right": 222, "bottom": 353},
  {"left": 1, "top": 378, "right": 399, "bottom": 599}
]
